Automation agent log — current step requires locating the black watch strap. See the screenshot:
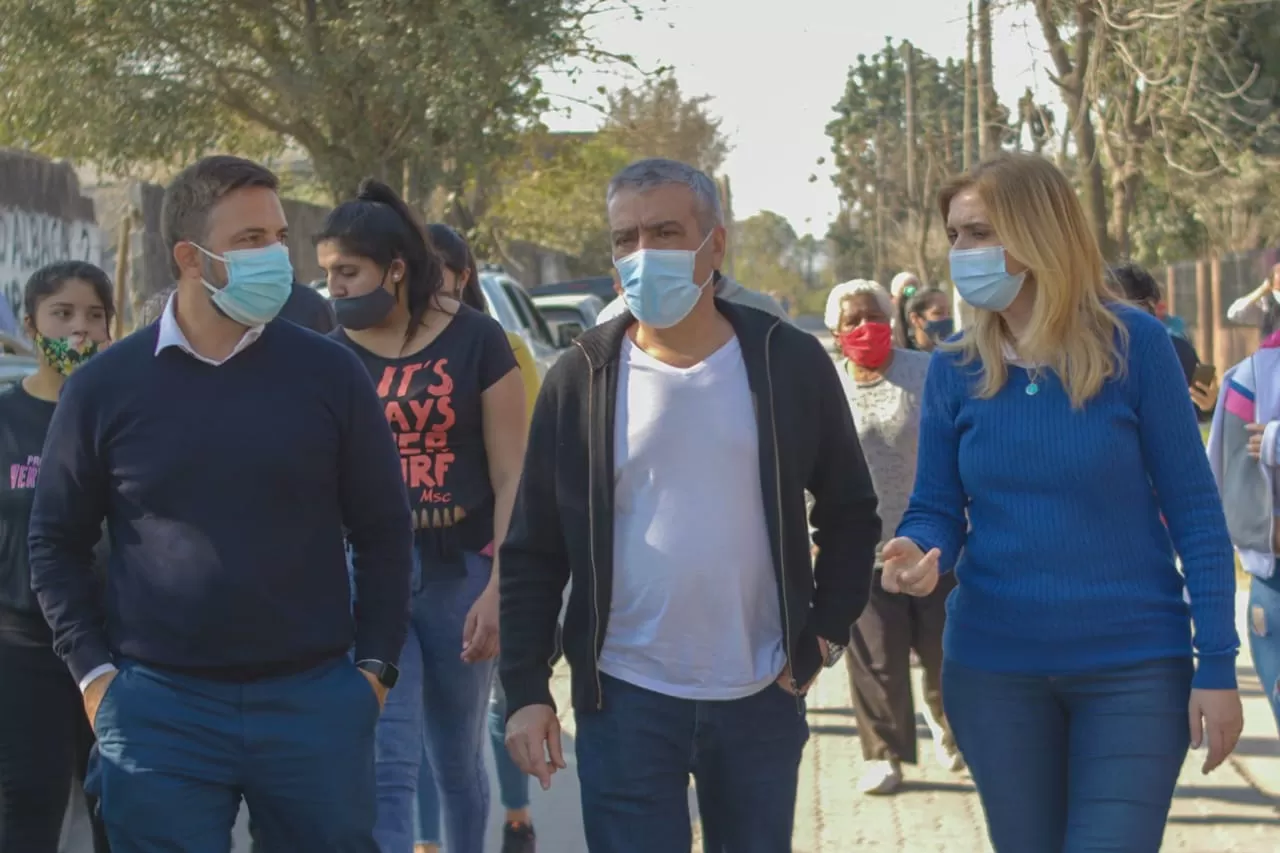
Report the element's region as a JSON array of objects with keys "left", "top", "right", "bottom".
[{"left": 356, "top": 659, "right": 400, "bottom": 689}]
